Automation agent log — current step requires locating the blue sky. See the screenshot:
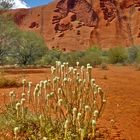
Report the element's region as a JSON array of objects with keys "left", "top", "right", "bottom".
[
  {"left": 25, "top": 0, "right": 52, "bottom": 8},
  {"left": 13, "top": 0, "right": 52, "bottom": 9}
]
